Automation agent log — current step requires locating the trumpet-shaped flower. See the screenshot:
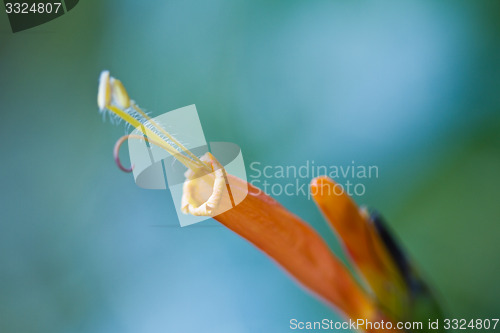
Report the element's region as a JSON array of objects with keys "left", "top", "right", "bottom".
[{"left": 97, "top": 71, "right": 444, "bottom": 332}]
